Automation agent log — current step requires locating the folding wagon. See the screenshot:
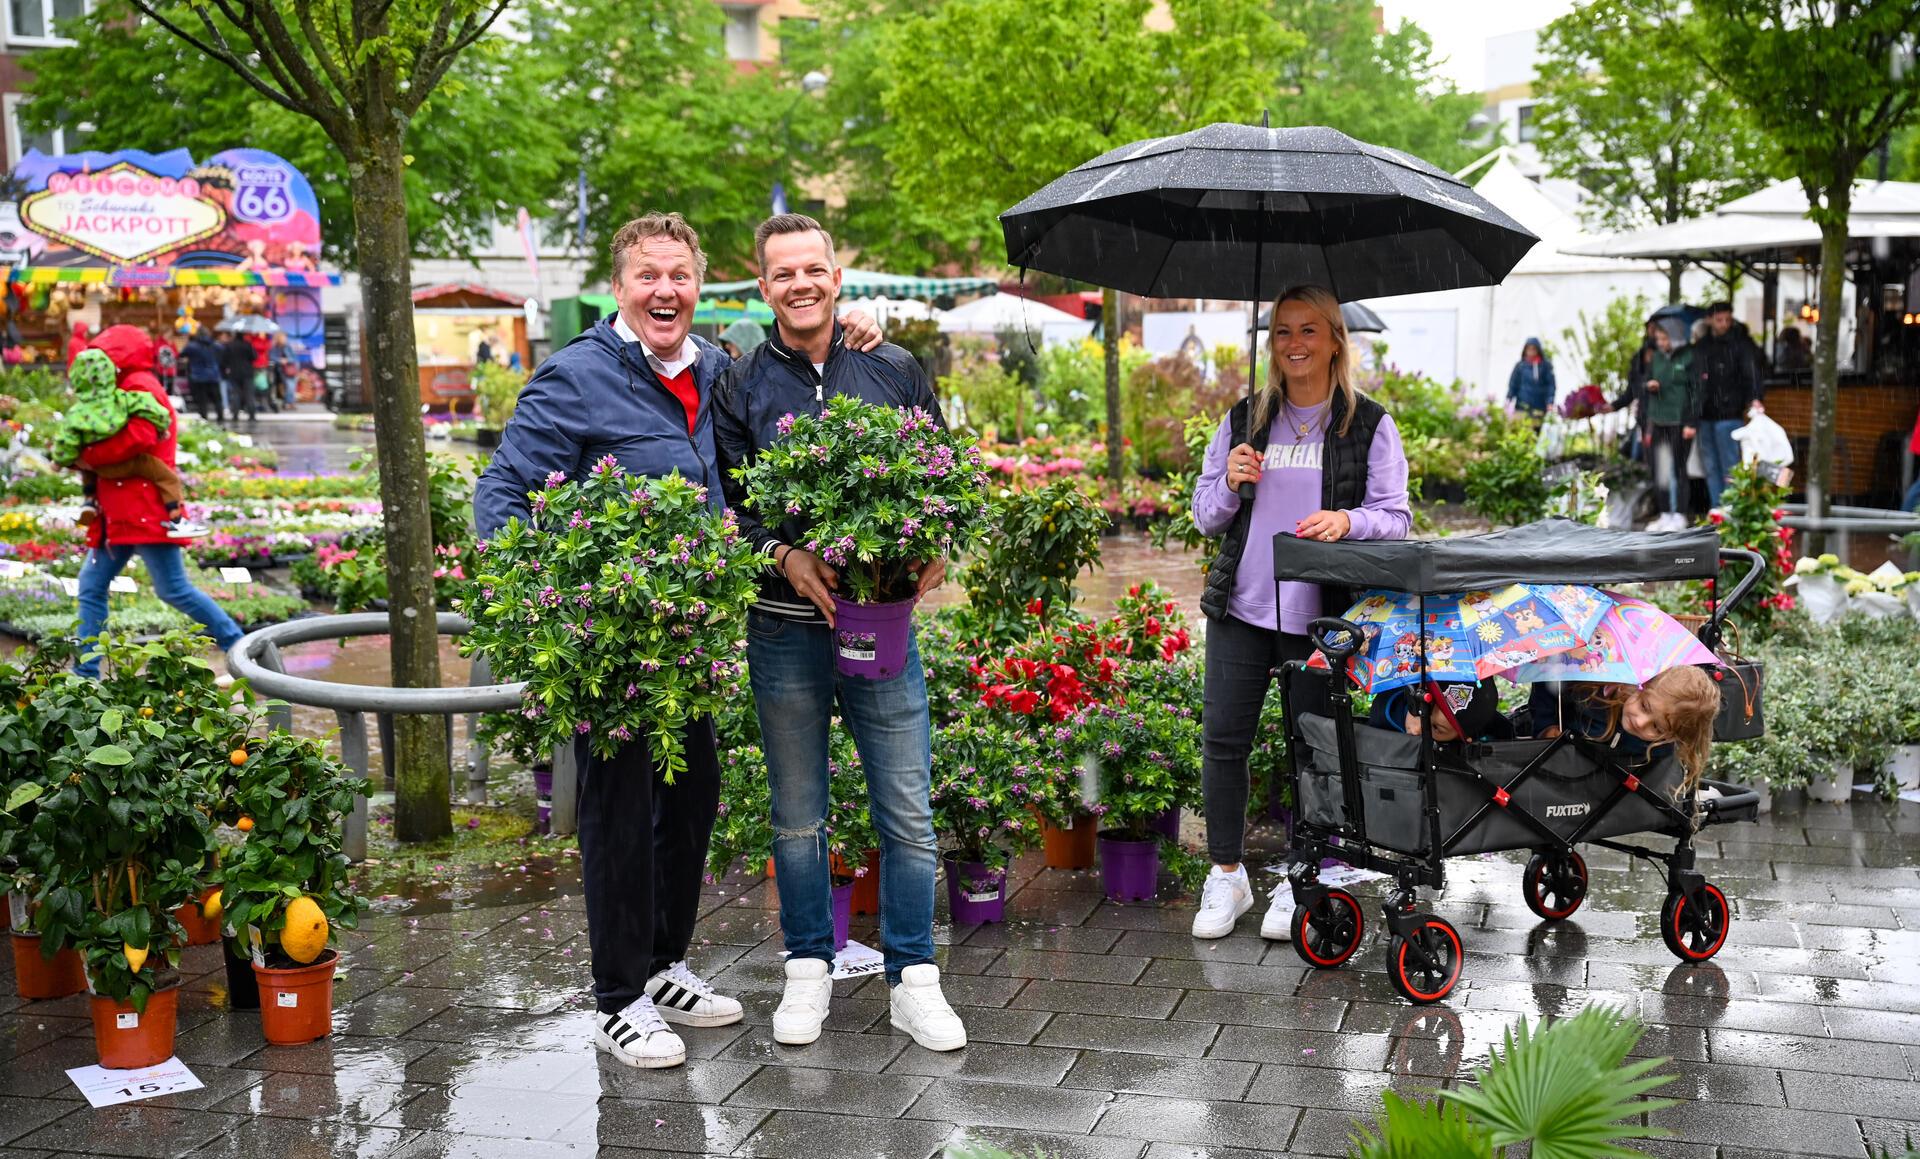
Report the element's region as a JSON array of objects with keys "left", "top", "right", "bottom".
[{"left": 1273, "top": 521, "right": 1766, "bottom": 1005}]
